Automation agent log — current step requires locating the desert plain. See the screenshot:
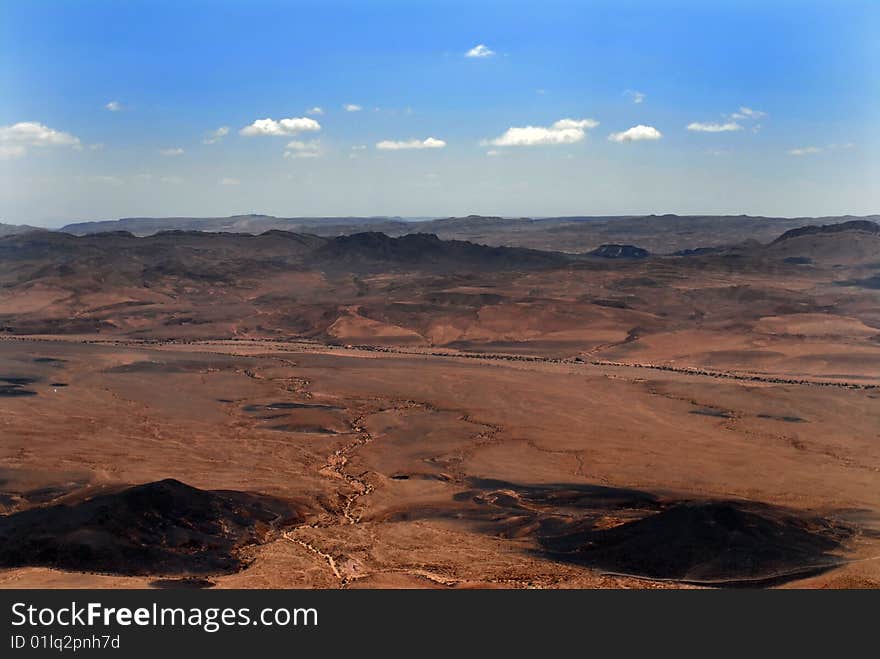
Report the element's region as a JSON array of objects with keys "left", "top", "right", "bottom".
[{"left": 0, "top": 215, "right": 878, "bottom": 589}]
